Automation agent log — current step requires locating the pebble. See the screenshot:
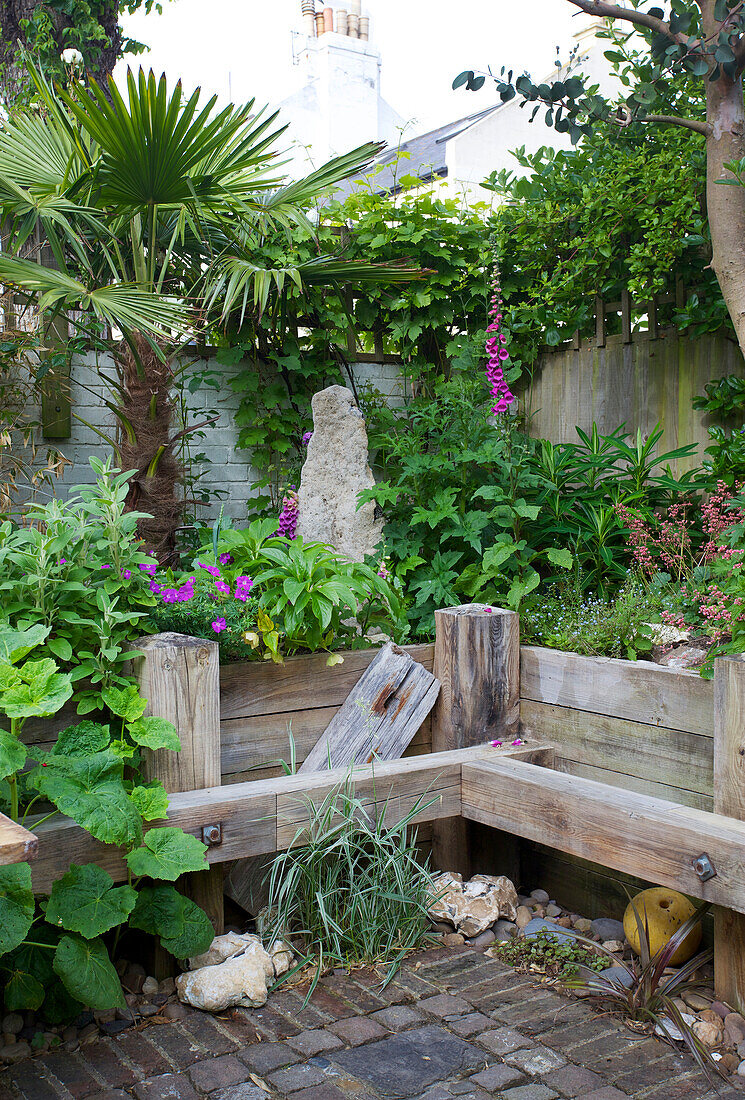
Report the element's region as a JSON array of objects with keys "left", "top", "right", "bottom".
[
  {"left": 79, "top": 1024, "right": 98, "bottom": 1042},
  {"left": 591, "top": 918, "right": 625, "bottom": 941},
  {"left": 573, "top": 918, "right": 593, "bottom": 933},
  {"left": 531, "top": 889, "right": 550, "bottom": 904},
  {"left": 162, "top": 1002, "right": 190, "bottom": 1021},
  {"left": 545, "top": 903, "right": 562, "bottom": 918},
  {"left": 123, "top": 963, "right": 146, "bottom": 993},
  {"left": 466, "top": 929, "right": 496, "bottom": 949},
  {"left": 1, "top": 1033, "right": 15, "bottom": 1046},
  {"left": 1, "top": 1015, "right": 22, "bottom": 1036},
  {"left": 515, "top": 906, "right": 533, "bottom": 930},
  {"left": 142, "top": 976, "right": 159, "bottom": 996},
  {"left": 158, "top": 978, "right": 176, "bottom": 996},
  {"left": 682, "top": 990, "right": 712, "bottom": 1011},
  {"left": 124, "top": 993, "right": 140, "bottom": 1008},
  {"left": 0, "top": 1042, "right": 30, "bottom": 1064},
  {"left": 556, "top": 917, "right": 573, "bottom": 927},
  {"left": 725, "top": 1012, "right": 745, "bottom": 1046},
  {"left": 711, "top": 1001, "right": 731, "bottom": 1019},
  {"left": 62, "top": 1040, "right": 79, "bottom": 1053},
  {"left": 523, "top": 917, "right": 574, "bottom": 945},
  {"left": 431, "top": 921, "right": 453, "bottom": 934},
  {"left": 720, "top": 1052, "right": 739, "bottom": 1074},
  {"left": 693, "top": 1020, "right": 723, "bottom": 1048},
  {"left": 739, "top": 1060, "right": 745, "bottom": 1078},
  {"left": 493, "top": 919, "right": 517, "bottom": 942},
  {"left": 138, "top": 1004, "right": 161, "bottom": 1018},
  {"left": 602, "top": 940, "right": 624, "bottom": 953},
  {"left": 94, "top": 1009, "right": 116, "bottom": 1024},
  {"left": 738, "top": 1040, "right": 745, "bottom": 1060},
  {"left": 599, "top": 966, "right": 633, "bottom": 989}
]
